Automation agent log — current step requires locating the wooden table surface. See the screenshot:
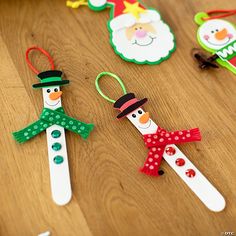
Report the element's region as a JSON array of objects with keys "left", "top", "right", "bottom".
[{"left": 0, "top": 0, "right": 235, "bottom": 235}]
